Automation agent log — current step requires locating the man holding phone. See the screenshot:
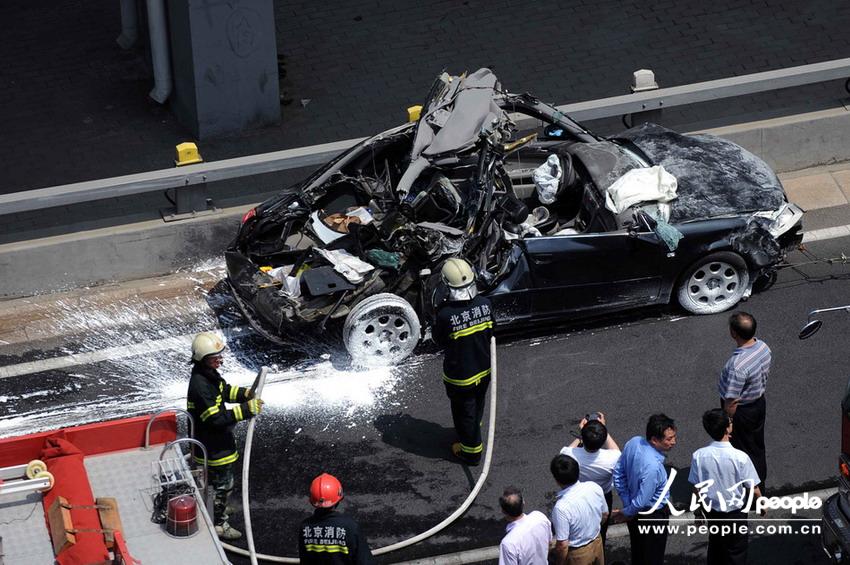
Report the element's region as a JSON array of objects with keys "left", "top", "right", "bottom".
[{"left": 559, "top": 412, "right": 621, "bottom": 542}]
